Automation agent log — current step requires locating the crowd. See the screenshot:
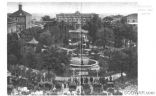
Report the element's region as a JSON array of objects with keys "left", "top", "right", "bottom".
[
  {"left": 7, "top": 63, "right": 124, "bottom": 95},
  {"left": 8, "top": 71, "right": 123, "bottom": 95}
]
